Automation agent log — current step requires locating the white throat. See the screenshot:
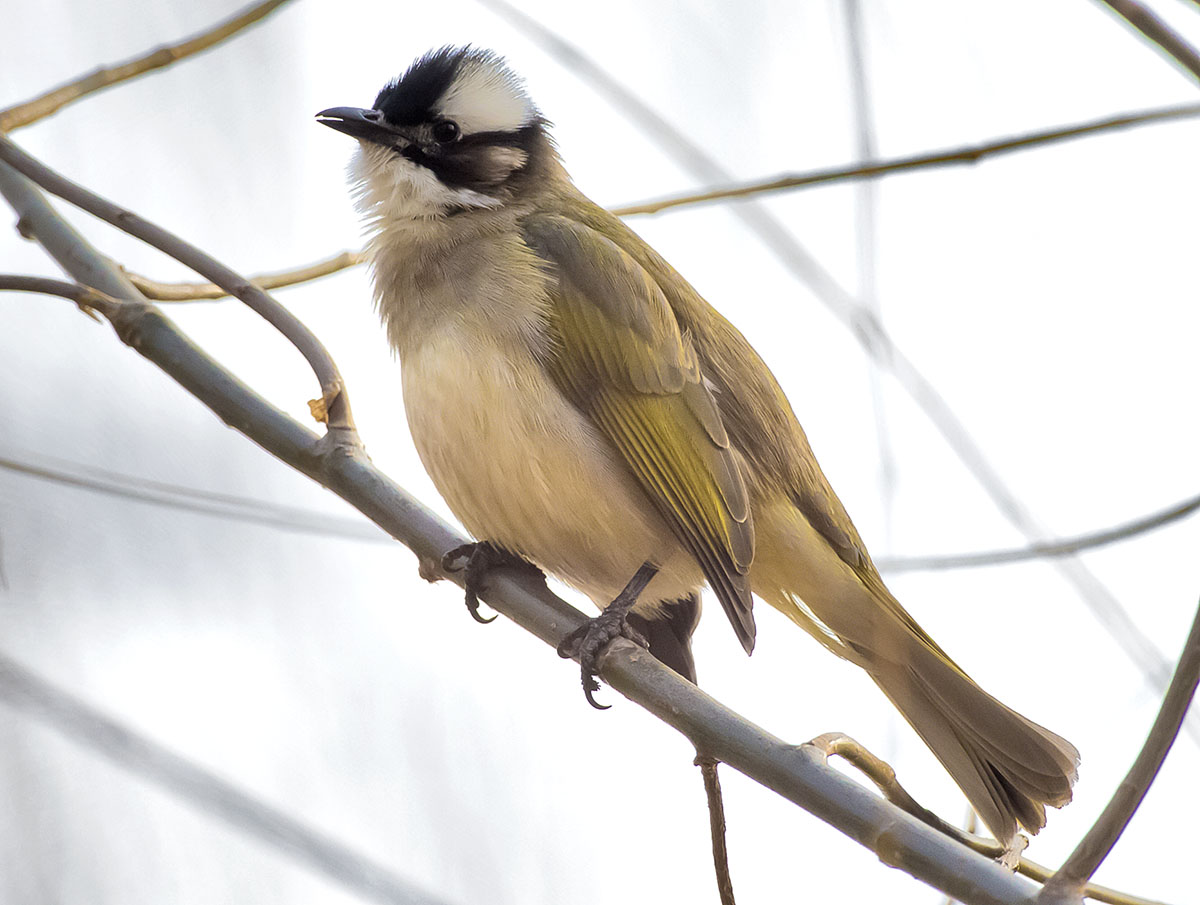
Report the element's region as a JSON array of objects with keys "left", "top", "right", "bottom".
[{"left": 348, "top": 143, "right": 502, "bottom": 222}]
